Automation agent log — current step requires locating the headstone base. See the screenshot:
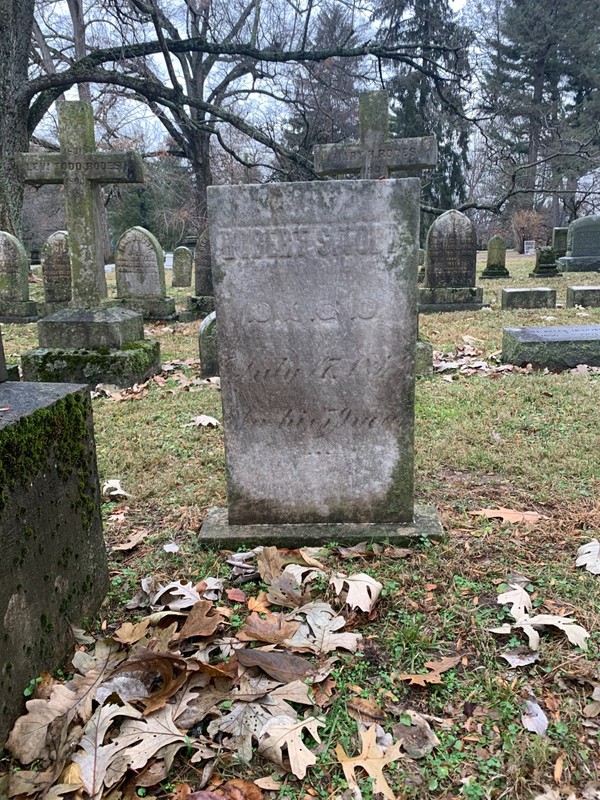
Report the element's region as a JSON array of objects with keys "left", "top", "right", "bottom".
[
  {"left": 566, "top": 286, "right": 600, "bottom": 308},
  {"left": 501, "top": 287, "right": 556, "bottom": 310},
  {"left": 0, "top": 382, "right": 107, "bottom": 743},
  {"left": 558, "top": 256, "right": 600, "bottom": 272},
  {"left": 528, "top": 270, "right": 562, "bottom": 278},
  {"left": 38, "top": 307, "right": 144, "bottom": 349},
  {"left": 114, "top": 297, "right": 177, "bottom": 321},
  {"left": 21, "top": 340, "right": 160, "bottom": 387},
  {"left": 419, "top": 286, "right": 484, "bottom": 313},
  {"left": 199, "top": 505, "right": 444, "bottom": 548},
  {"left": 415, "top": 340, "right": 433, "bottom": 376},
  {"left": 480, "top": 266, "right": 510, "bottom": 279},
  {"left": 0, "top": 300, "right": 38, "bottom": 323},
  {"left": 180, "top": 295, "right": 215, "bottom": 321},
  {"left": 502, "top": 325, "right": 600, "bottom": 370}
]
